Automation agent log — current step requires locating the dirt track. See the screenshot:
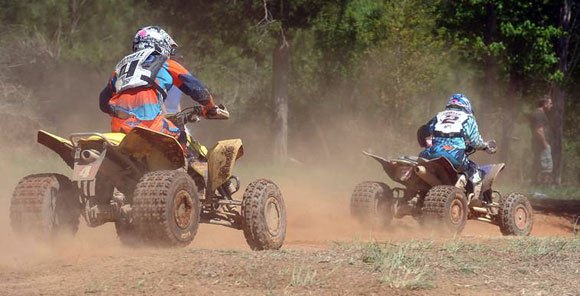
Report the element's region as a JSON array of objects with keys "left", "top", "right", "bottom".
[{"left": 1, "top": 179, "right": 578, "bottom": 295}]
